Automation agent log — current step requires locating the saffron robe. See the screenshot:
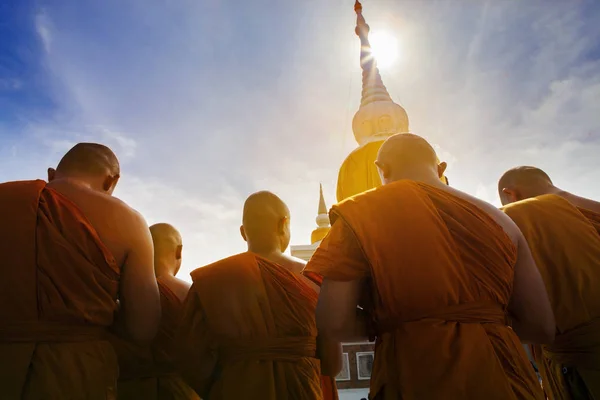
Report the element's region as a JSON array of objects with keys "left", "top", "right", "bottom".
[
  {"left": 303, "top": 283, "right": 339, "bottom": 400},
  {"left": 111, "top": 278, "right": 200, "bottom": 400},
  {"left": 320, "top": 376, "right": 338, "bottom": 400},
  {"left": 0, "top": 180, "right": 120, "bottom": 399},
  {"left": 175, "top": 252, "right": 323, "bottom": 400},
  {"left": 304, "top": 180, "right": 544, "bottom": 400},
  {"left": 503, "top": 195, "right": 600, "bottom": 400}
]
